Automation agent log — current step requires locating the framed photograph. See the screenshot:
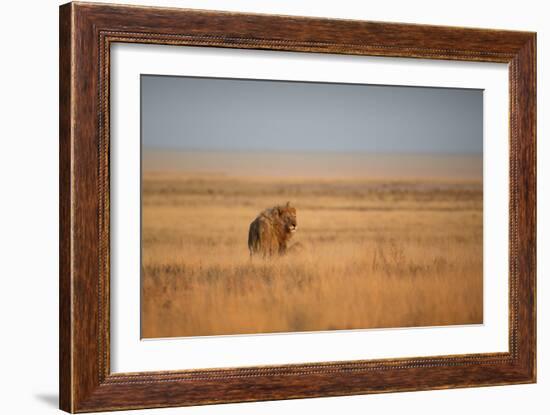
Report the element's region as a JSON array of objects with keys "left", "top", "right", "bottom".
[{"left": 59, "top": 2, "right": 536, "bottom": 412}]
